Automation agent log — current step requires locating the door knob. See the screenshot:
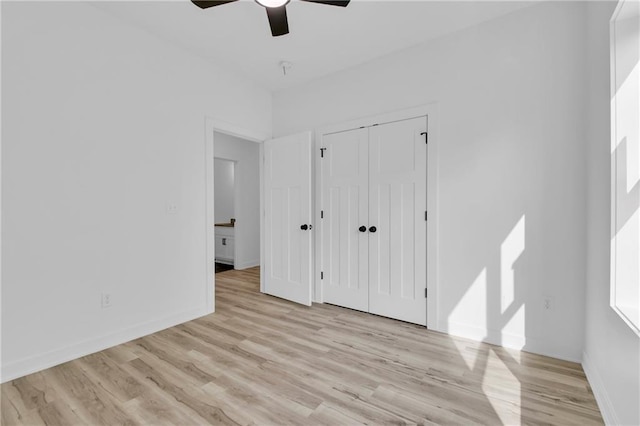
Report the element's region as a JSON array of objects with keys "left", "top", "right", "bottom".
[
  {"left": 359, "top": 226, "right": 367, "bottom": 232},
  {"left": 369, "top": 226, "right": 377, "bottom": 233},
  {"left": 300, "top": 224, "right": 308, "bottom": 230}
]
